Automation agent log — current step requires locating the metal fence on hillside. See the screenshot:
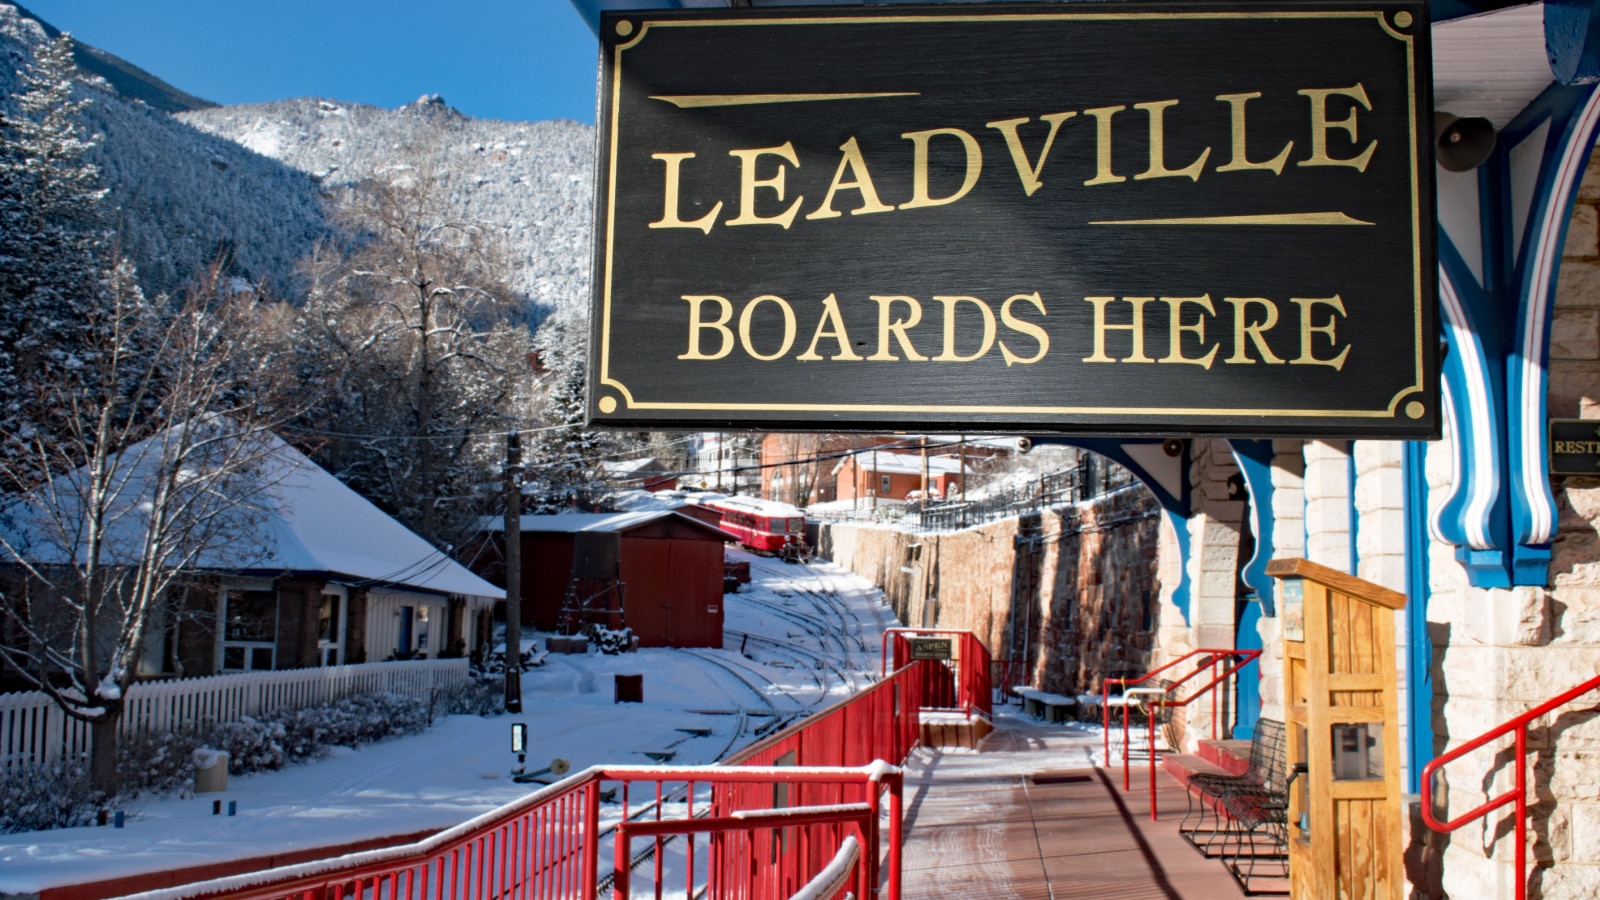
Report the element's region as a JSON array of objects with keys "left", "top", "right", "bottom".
[{"left": 813, "top": 455, "right": 1138, "bottom": 533}]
